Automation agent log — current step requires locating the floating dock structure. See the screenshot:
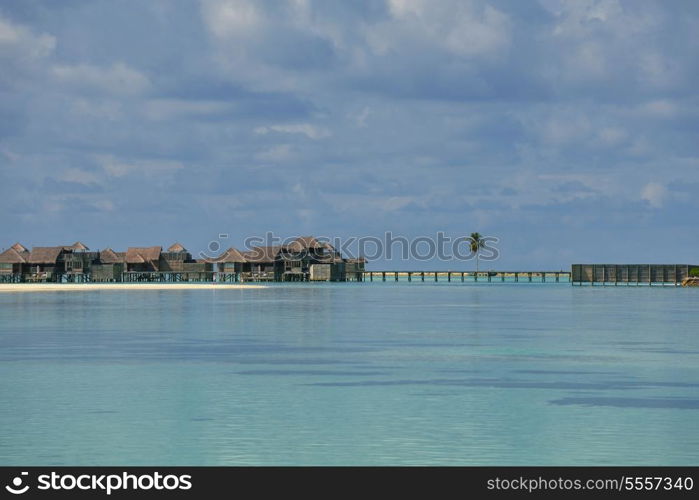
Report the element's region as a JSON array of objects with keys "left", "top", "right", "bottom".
[{"left": 571, "top": 264, "right": 699, "bottom": 286}]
